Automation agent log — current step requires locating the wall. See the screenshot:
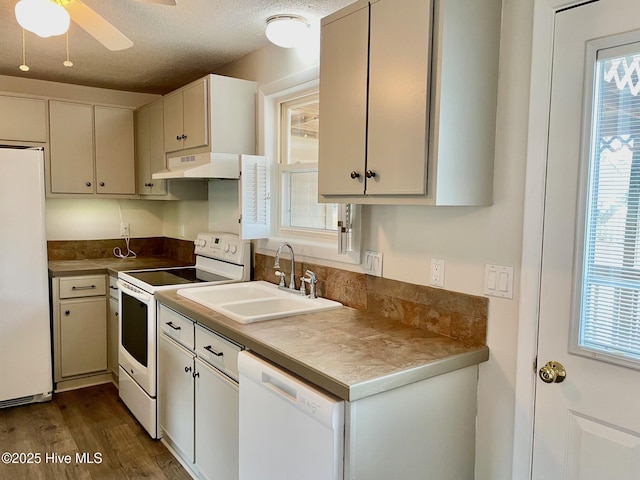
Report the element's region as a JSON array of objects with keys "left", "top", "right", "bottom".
[{"left": 215, "top": 1, "right": 533, "bottom": 478}]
